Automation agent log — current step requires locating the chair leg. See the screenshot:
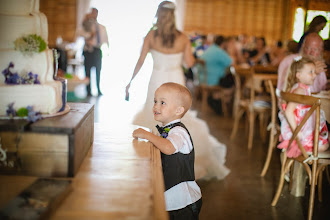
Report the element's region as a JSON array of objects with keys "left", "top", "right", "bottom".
[
  {"left": 230, "top": 109, "right": 244, "bottom": 140},
  {"left": 259, "top": 113, "right": 265, "bottom": 142},
  {"left": 307, "top": 161, "right": 318, "bottom": 220},
  {"left": 221, "top": 97, "right": 229, "bottom": 117},
  {"left": 260, "top": 132, "right": 278, "bottom": 177},
  {"left": 271, "top": 154, "right": 291, "bottom": 206},
  {"left": 318, "top": 168, "right": 323, "bottom": 202},
  {"left": 289, "top": 163, "right": 294, "bottom": 191},
  {"left": 326, "top": 166, "right": 330, "bottom": 184},
  {"left": 194, "top": 86, "right": 201, "bottom": 101},
  {"left": 201, "top": 88, "right": 209, "bottom": 112},
  {"left": 248, "top": 110, "right": 255, "bottom": 150},
  {"left": 259, "top": 112, "right": 270, "bottom": 143}
]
